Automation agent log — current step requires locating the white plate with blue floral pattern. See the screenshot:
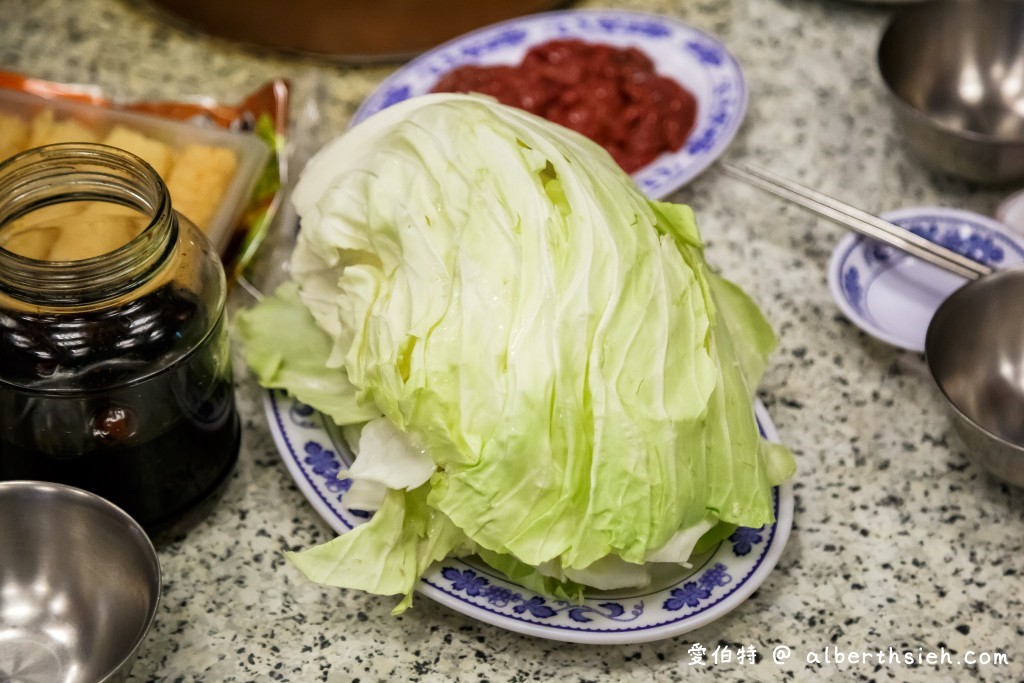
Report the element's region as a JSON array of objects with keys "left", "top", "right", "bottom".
[
  {"left": 263, "top": 389, "right": 793, "bottom": 644},
  {"left": 828, "top": 207, "right": 1024, "bottom": 353},
  {"left": 350, "top": 9, "right": 747, "bottom": 200}
]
